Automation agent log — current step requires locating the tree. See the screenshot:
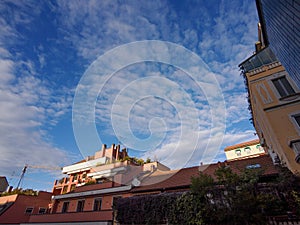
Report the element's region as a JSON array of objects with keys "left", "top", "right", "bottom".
[{"left": 113, "top": 165, "right": 300, "bottom": 224}]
